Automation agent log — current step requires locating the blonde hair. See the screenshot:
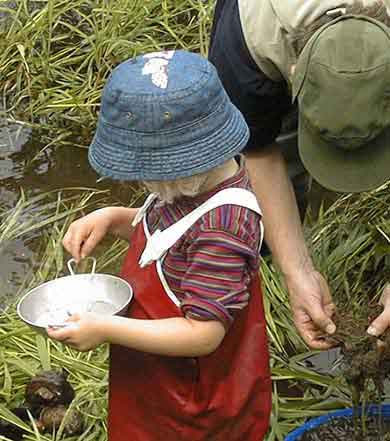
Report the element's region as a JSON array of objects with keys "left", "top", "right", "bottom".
[
  {"left": 292, "top": 1, "right": 390, "bottom": 56},
  {"left": 142, "top": 162, "right": 229, "bottom": 203}
]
